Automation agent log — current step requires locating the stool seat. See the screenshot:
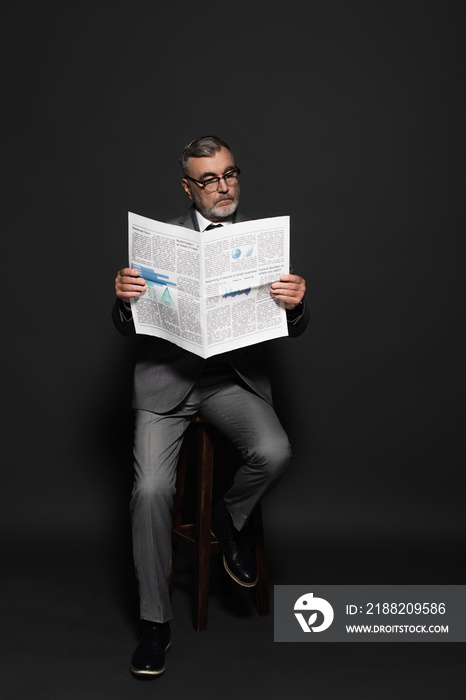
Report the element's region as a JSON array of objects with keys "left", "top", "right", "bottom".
[{"left": 170, "top": 415, "right": 270, "bottom": 630}]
